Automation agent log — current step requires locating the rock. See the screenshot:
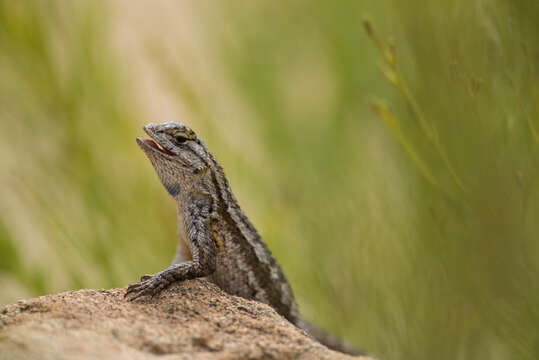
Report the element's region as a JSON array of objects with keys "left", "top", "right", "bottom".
[{"left": 0, "top": 279, "right": 370, "bottom": 359}]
